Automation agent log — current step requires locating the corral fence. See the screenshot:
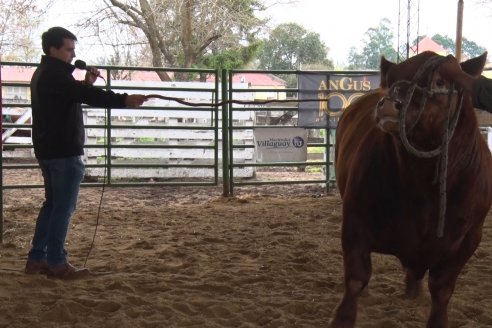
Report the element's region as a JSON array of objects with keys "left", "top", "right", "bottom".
[{"left": 1, "top": 61, "right": 380, "bottom": 241}]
